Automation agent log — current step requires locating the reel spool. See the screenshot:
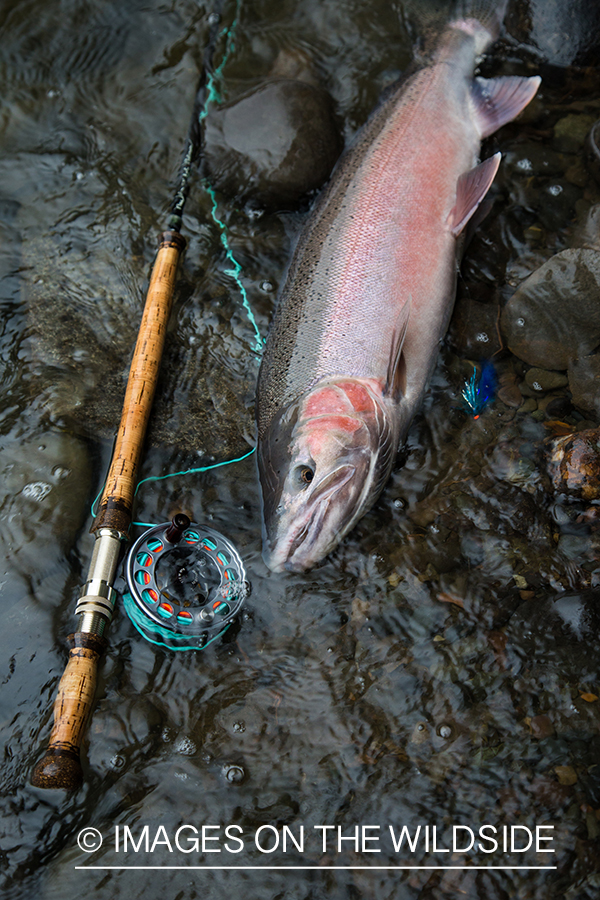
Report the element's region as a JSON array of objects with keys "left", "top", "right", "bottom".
[{"left": 123, "top": 514, "right": 249, "bottom": 651}]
